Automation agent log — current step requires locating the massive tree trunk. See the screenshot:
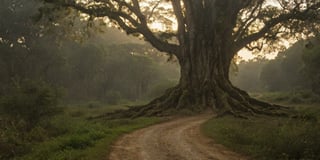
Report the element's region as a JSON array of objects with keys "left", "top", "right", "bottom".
[
  {"left": 102, "top": 32, "right": 289, "bottom": 119},
  {"left": 91, "top": 0, "right": 292, "bottom": 119},
  {"left": 43, "top": 0, "right": 320, "bottom": 119}
]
